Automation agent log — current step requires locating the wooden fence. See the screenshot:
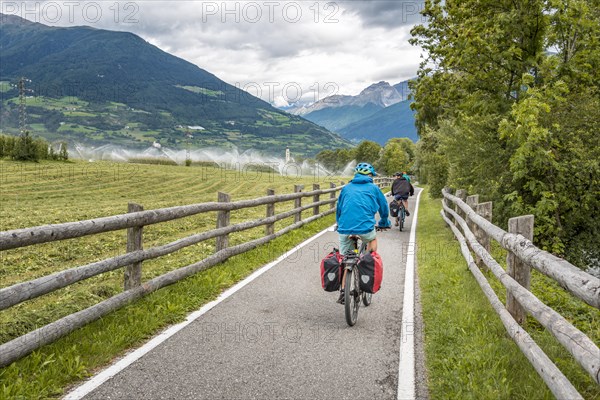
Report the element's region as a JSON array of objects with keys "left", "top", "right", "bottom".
[
  {"left": 0, "top": 178, "right": 397, "bottom": 368},
  {"left": 441, "top": 188, "right": 600, "bottom": 399},
  {"left": 374, "top": 177, "right": 394, "bottom": 189}
]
